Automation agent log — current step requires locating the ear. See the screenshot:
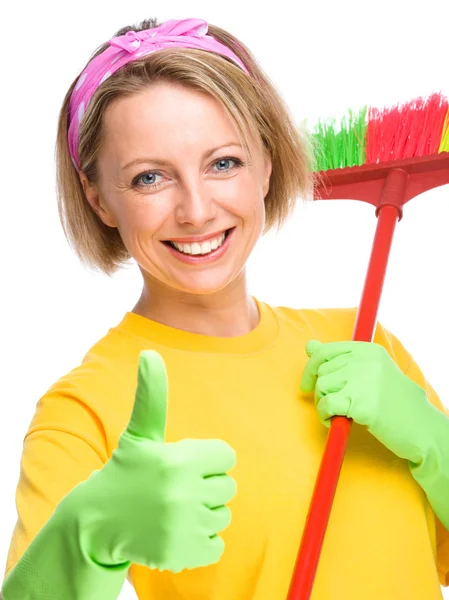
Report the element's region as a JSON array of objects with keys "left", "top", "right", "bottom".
[
  {"left": 262, "top": 150, "right": 272, "bottom": 198},
  {"left": 79, "top": 171, "right": 118, "bottom": 228}
]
